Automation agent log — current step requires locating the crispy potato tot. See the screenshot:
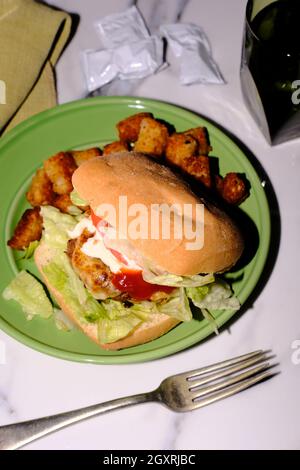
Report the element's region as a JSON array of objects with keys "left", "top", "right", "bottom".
[
  {"left": 221, "top": 172, "right": 249, "bottom": 205},
  {"left": 184, "top": 127, "right": 212, "bottom": 155},
  {"left": 26, "top": 168, "right": 54, "bottom": 207},
  {"left": 71, "top": 147, "right": 102, "bottom": 166},
  {"left": 117, "top": 112, "right": 153, "bottom": 142},
  {"left": 103, "top": 141, "right": 130, "bottom": 155},
  {"left": 52, "top": 194, "right": 74, "bottom": 214},
  {"left": 7, "top": 207, "right": 43, "bottom": 250},
  {"left": 53, "top": 194, "right": 89, "bottom": 214},
  {"left": 134, "top": 117, "right": 169, "bottom": 157},
  {"left": 165, "top": 133, "right": 198, "bottom": 166},
  {"left": 180, "top": 155, "right": 212, "bottom": 188},
  {"left": 44, "top": 152, "right": 77, "bottom": 195}
]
